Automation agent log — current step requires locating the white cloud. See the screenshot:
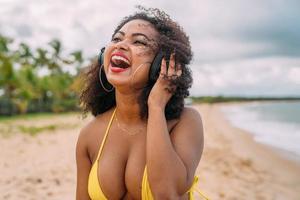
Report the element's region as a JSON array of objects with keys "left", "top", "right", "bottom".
[
  {"left": 192, "top": 37, "right": 275, "bottom": 62},
  {"left": 288, "top": 67, "right": 300, "bottom": 84},
  {"left": 190, "top": 57, "right": 300, "bottom": 96},
  {"left": 1, "top": 0, "right": 300, "bottom": 96}
]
